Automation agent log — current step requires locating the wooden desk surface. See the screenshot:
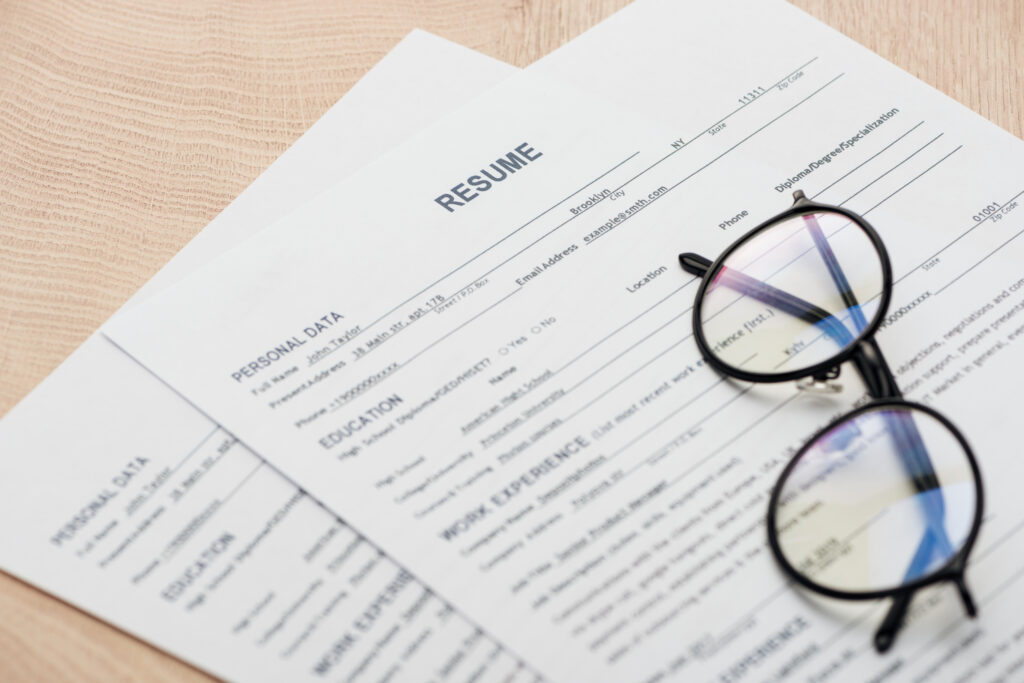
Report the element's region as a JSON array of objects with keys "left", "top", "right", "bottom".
[{"left": 0, "top": 1, "right": 1021, "bottom": 680}]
